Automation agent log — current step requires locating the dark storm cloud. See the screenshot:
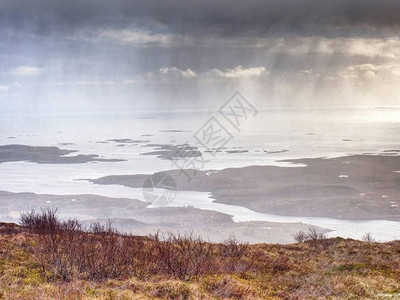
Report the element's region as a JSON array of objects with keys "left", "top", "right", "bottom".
[
  {"left": 1, "top": 0, "right": 400, "bottom": 37},
  {"left": 1, "top": 0, "right": 400, "bottom": 110}
]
